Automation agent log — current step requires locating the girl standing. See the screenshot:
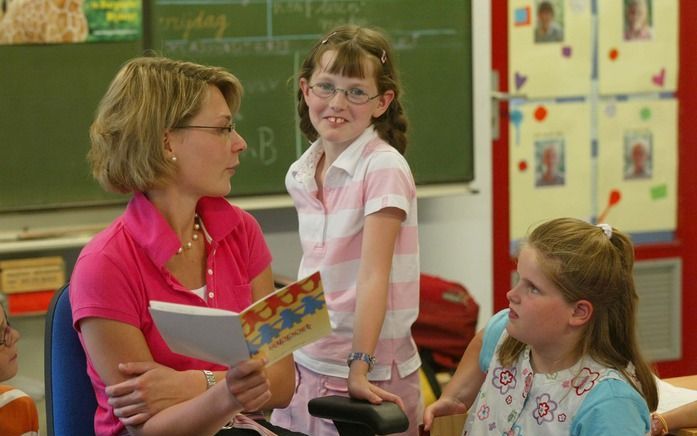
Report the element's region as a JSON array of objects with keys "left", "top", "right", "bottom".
[
  {"left": 271, "top": 25, "right": 422, "bottom": 435},
  {"left": 424, "top": 218, "right": 658, "bottom": 435}
]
